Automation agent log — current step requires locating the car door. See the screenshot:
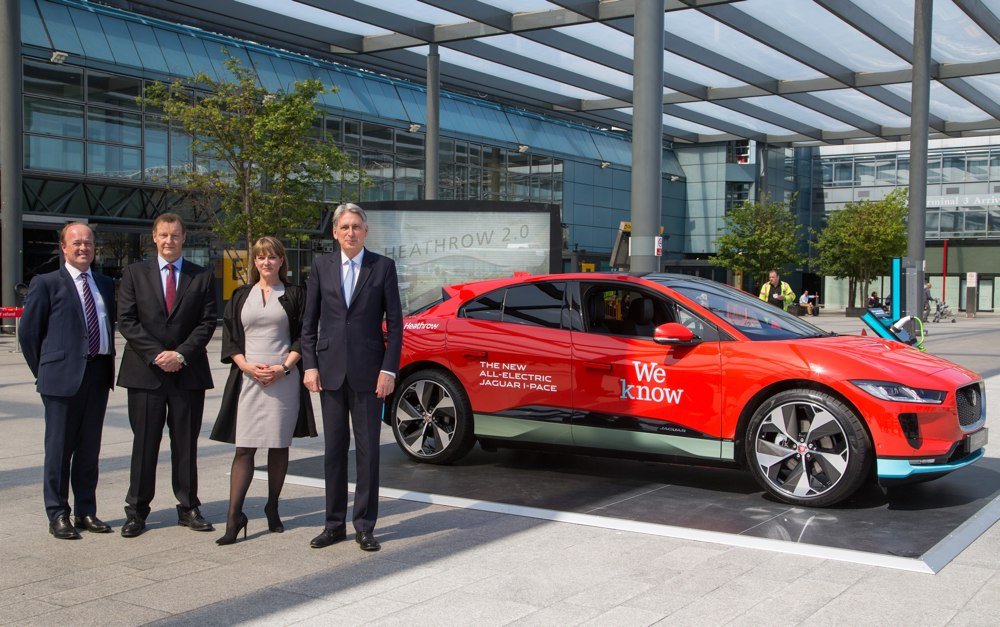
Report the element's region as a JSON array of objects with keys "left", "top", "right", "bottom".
[
  {"left": 446, "top": 281, "right": 575, "bottom": 445},
  {"left": 569, "top": 281, "right": 728, "bottom": 460}
]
